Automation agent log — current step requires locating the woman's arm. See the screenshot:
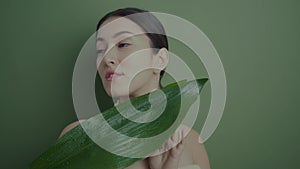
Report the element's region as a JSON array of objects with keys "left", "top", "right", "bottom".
[
  {"left": 147, "top": 139, "right": 185, "bottom": 169},
  {"left": 59, "top": 121, "right": 210, "bottom": 169}
]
